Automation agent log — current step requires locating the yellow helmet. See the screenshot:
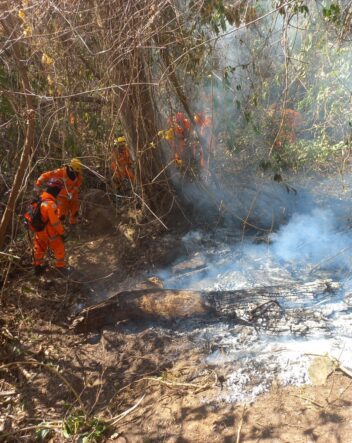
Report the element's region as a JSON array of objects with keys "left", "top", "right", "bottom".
[
  {"left": 70, "top": 158, "right": 82, "bottom": 172},
  {"left": 117, "top": 136, "right": 126, "bottom": 144}
]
